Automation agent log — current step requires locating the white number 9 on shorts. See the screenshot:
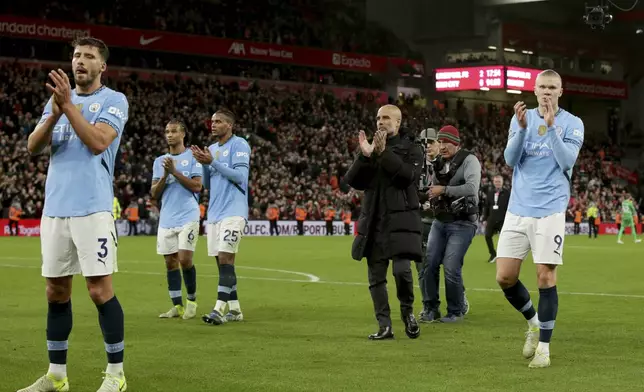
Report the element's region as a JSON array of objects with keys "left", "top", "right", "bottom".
[{"left": 496, "top": 211, "right": 565, "bottom": 265}]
